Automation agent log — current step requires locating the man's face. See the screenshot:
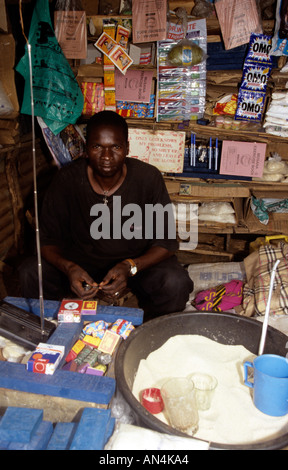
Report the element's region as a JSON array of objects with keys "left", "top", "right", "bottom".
[{"left": 86, "top": 124, "right": 129, "bottom": 178}]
